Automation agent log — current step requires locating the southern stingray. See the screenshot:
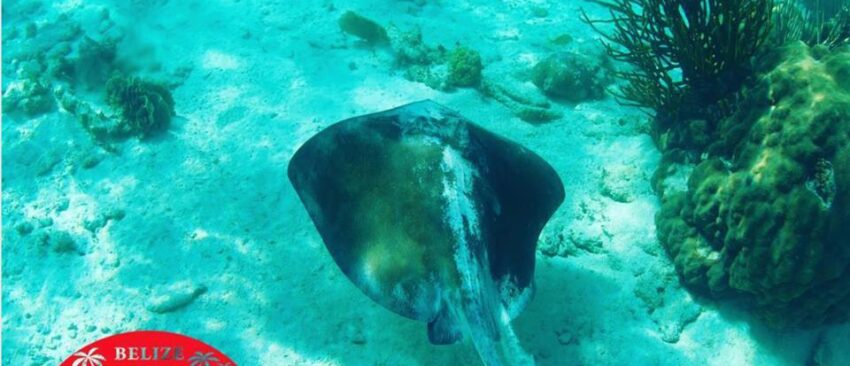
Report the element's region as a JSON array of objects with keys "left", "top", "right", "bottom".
[{"left": 288, "top": 100, "right": 564, "bottom": 365}]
